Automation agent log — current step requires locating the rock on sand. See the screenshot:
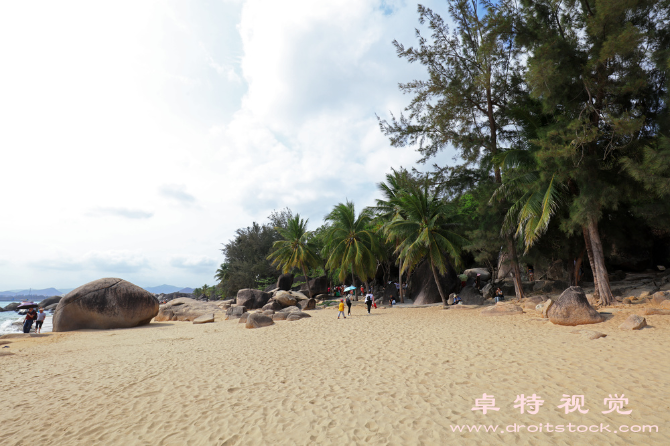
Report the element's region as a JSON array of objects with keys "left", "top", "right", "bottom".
[
  {"left": 547, "top": 287, "right": 604, "bottom": 326},
  {"left": 53, "top": 278, "right": 159, "bottom": 332}
]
